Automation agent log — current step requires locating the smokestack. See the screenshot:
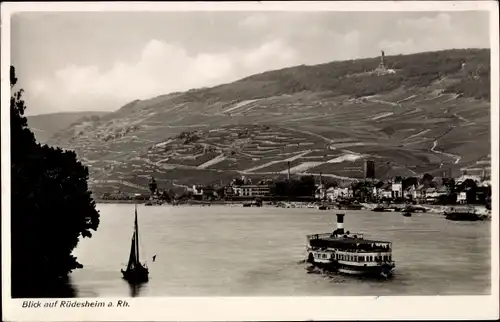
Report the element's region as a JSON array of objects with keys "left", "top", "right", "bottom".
[
  {"left": 287, "top": 161, "right": 291, "bottom": 180},
  {"left": 336, "top": 213, "right": 345, "bottom": 234}
]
